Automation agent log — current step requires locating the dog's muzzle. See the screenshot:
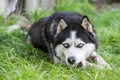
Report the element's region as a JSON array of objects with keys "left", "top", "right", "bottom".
[
  {"left": 67, "top": 56, "right": 76, "bottom": 64},
  {"left": 67, "top": 56, "right": 87, "bottom": 67}
]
